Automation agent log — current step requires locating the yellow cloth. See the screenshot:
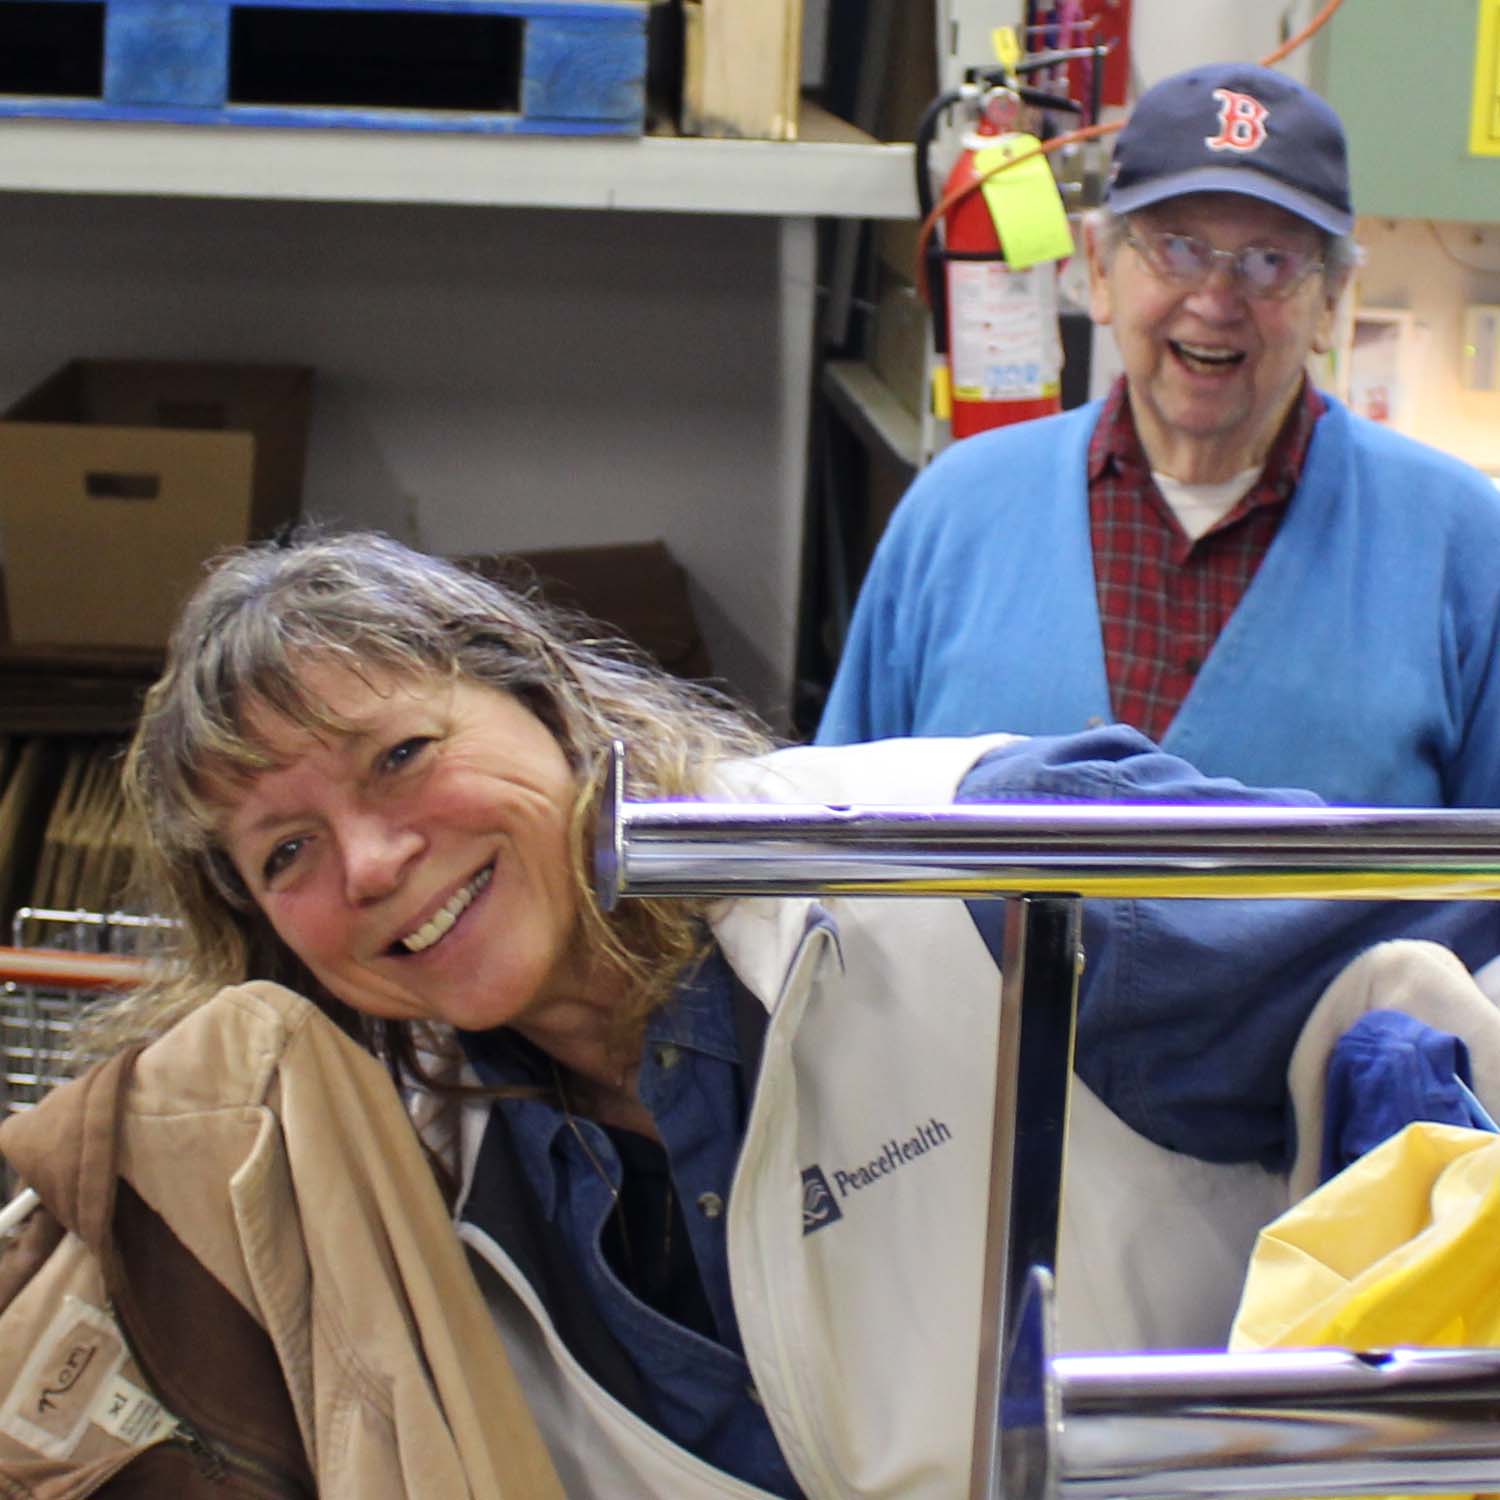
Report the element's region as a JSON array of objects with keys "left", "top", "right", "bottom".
[
  {"left": 1230, "top": 1121, "right": 1500, "bottom": 1500},
  {"left": 1232, "top": 1120, "right": 1500, "bottom": 1353}
]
